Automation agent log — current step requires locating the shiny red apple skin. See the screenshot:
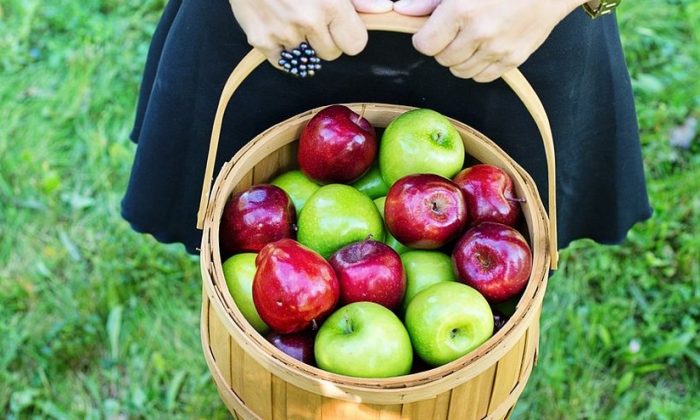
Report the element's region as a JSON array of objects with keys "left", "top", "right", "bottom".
[
  {"left": 298, "top": 105, "right": 377, "bottom": 184},
  {"left": 452, "top": 222, "right": 532, "bottom": 302},
  {"left": 266, "top": 330, "right": 316, "bottom": 366},
  {"left": 253, "top": 239, "right": 340, "bottom": 334},
  {"left": 220, "top": 184, "right": 295, "bottom": 257},
  {"left": 452, "top": 164, "right": 522, "bottom": 227},
  {"left": 384, "top": 174, "right": 468, "bottom": 249},
  {"left": 329, "top": 239, "right": 406, "bottom": 310}
]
